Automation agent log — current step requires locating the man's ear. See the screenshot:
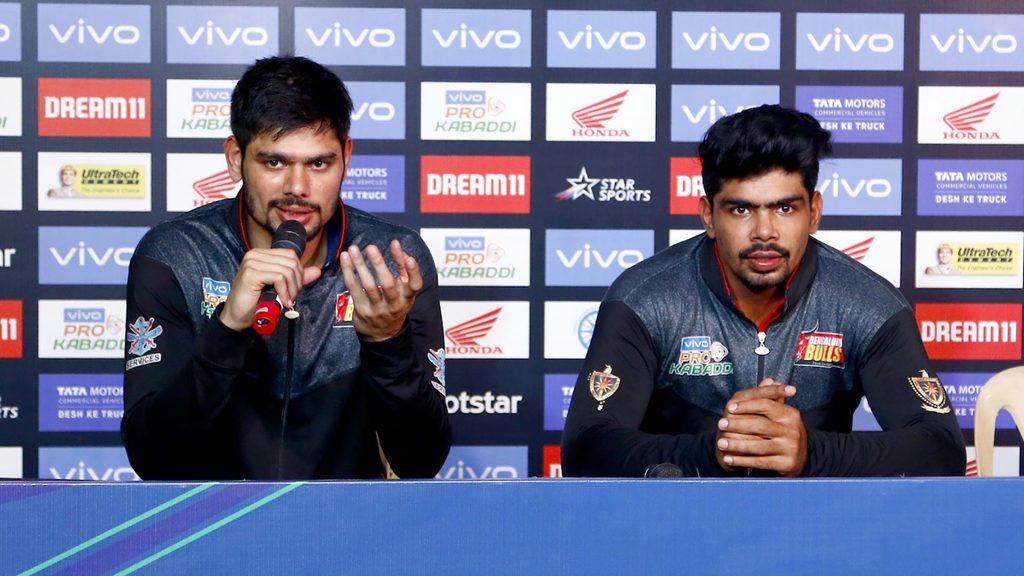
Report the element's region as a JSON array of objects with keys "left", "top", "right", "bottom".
[
  {"left": 808, "top": 190, "right": 823, "bottom": 234},
  {"left": 224, "top": 136, "right": 243, "bottom": 182},
  {"left": 699, "top": 195, "right": 715, "bottom": 239}
]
